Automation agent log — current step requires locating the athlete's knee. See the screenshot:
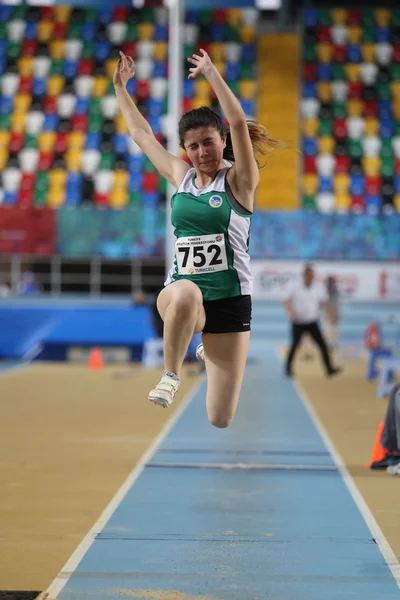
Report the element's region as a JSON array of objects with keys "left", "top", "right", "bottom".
[
  {"left": 208, "top": 413, "right": 233, "bottom": 429},
  {"left": 170, "top": 284, "right": 202, "bottom": 318}
]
